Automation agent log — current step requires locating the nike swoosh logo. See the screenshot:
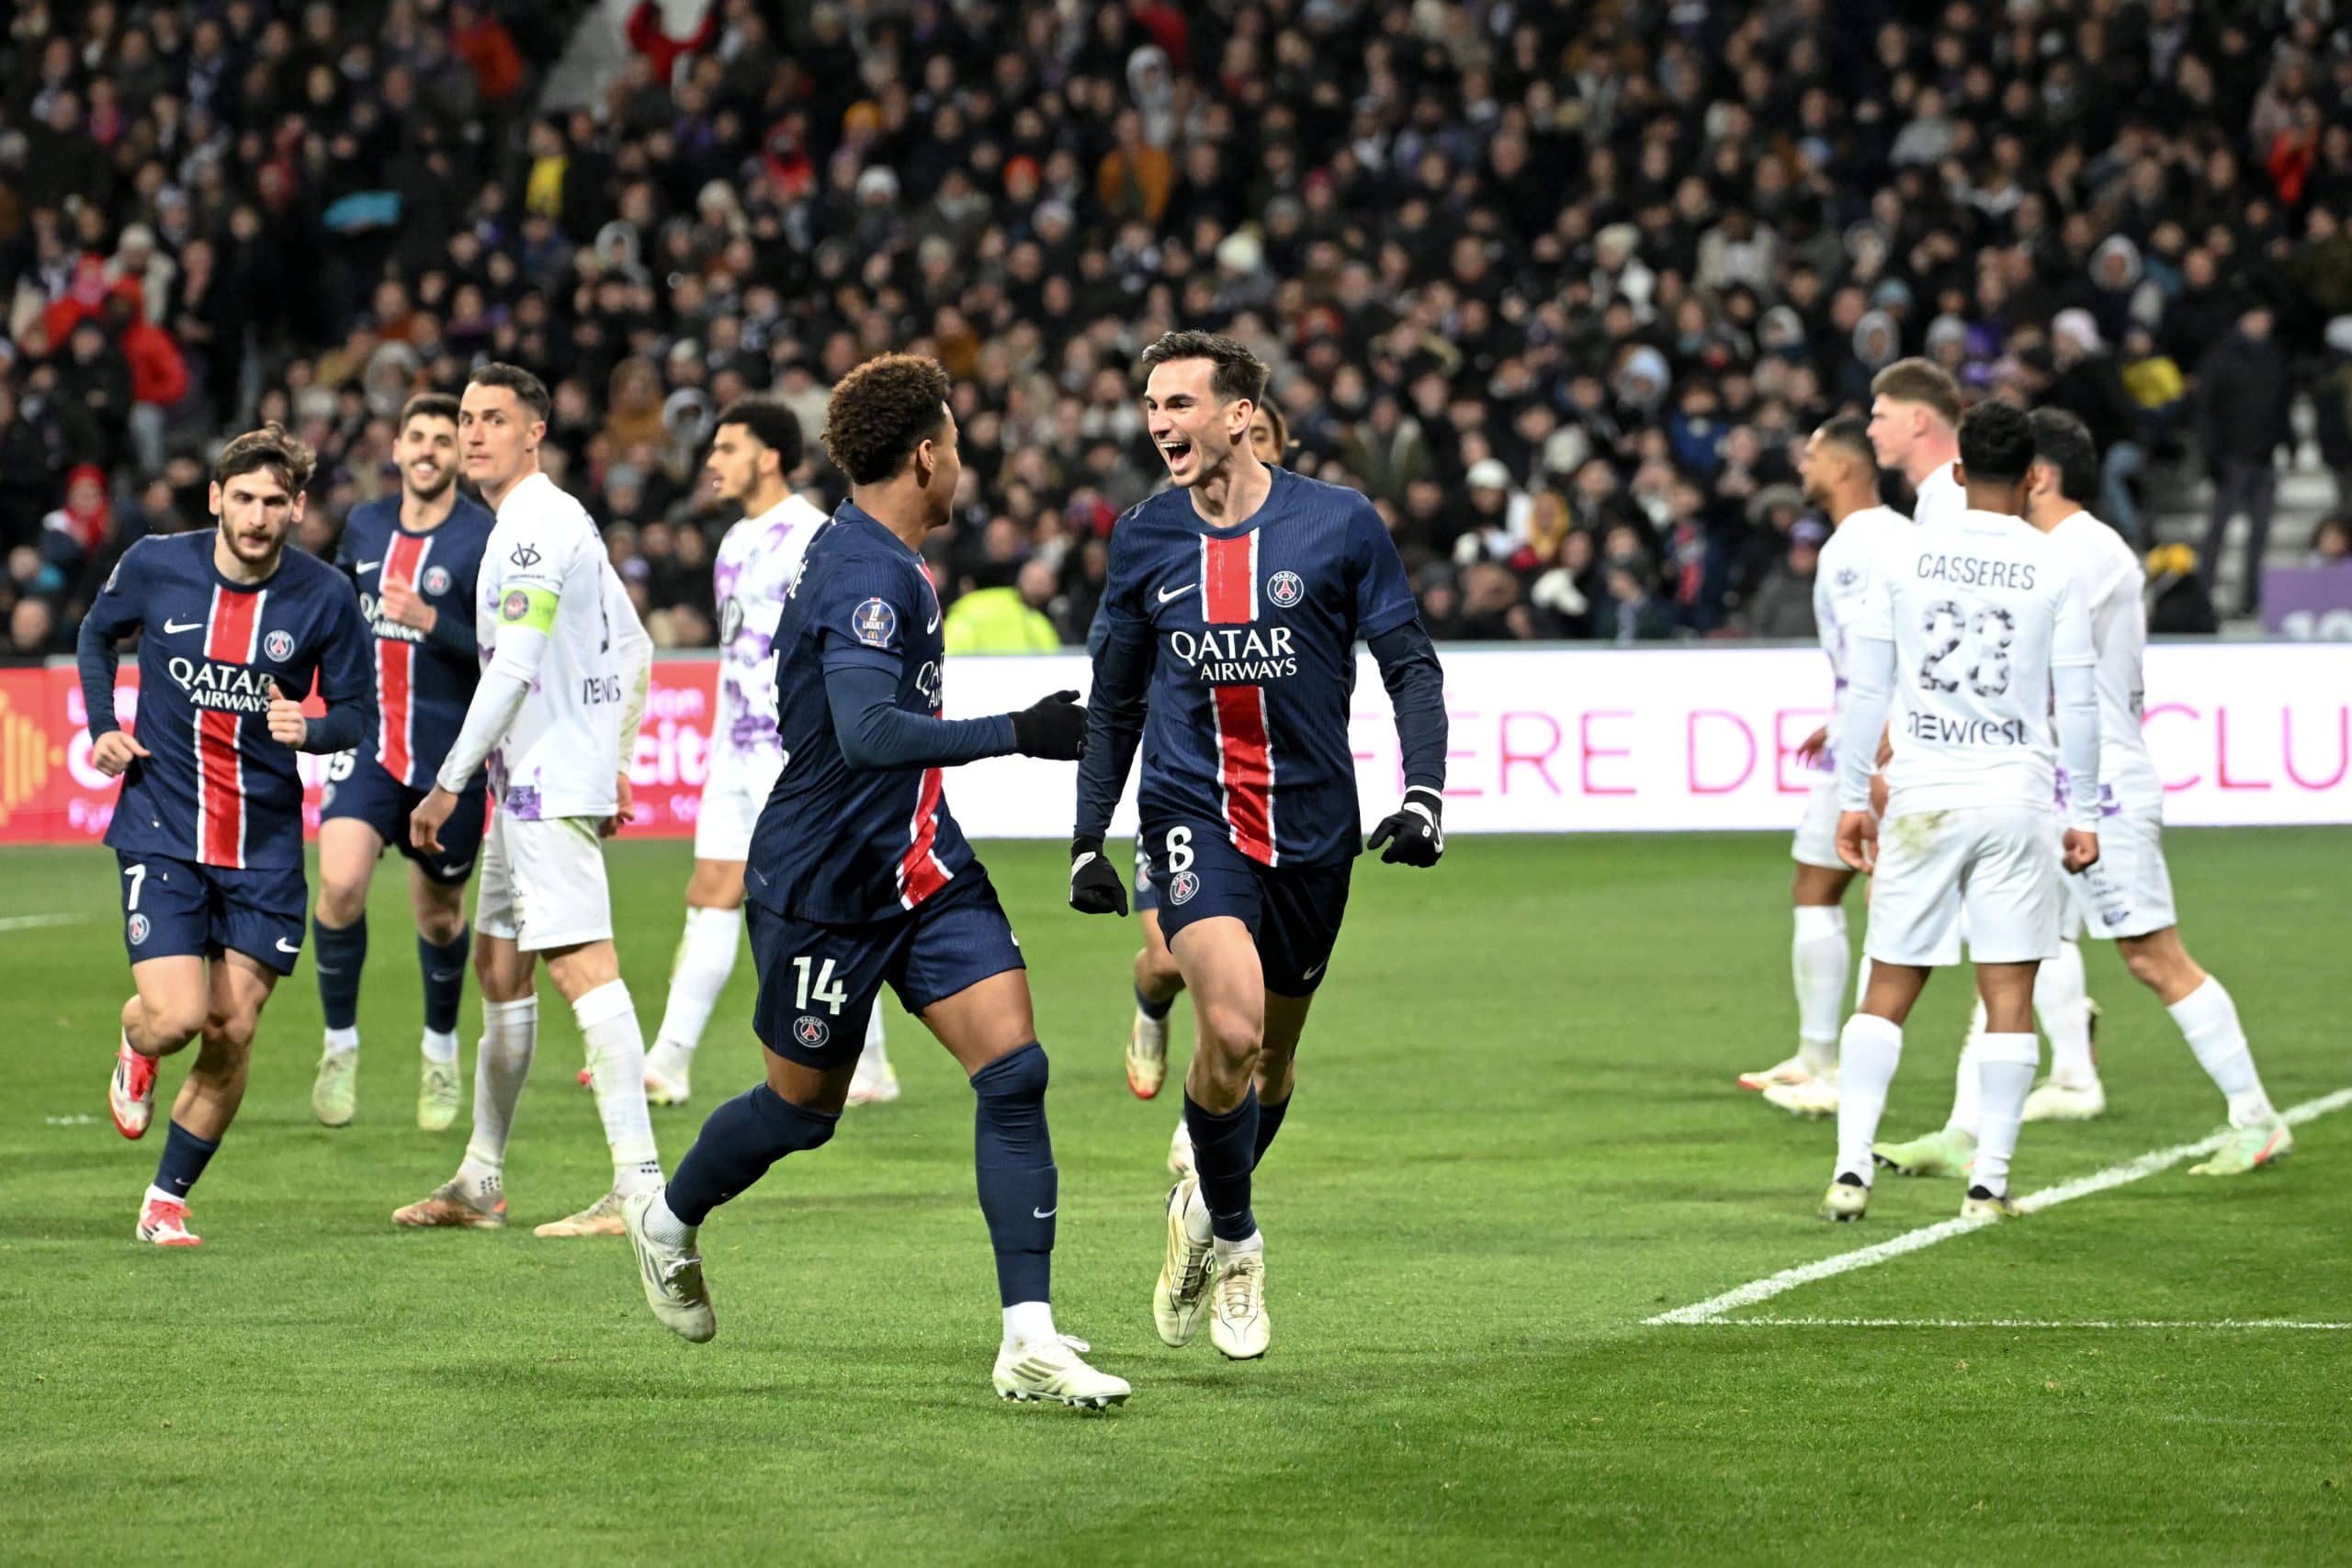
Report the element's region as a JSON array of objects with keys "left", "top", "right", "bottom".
[
  {"left": 1033, "top": 1206, "right": 1057, "bottom": 1220},
  {"left": 926, "top": 614, "right": 941, "bottom": 634},
  {"left": 429, "top": 967, "right": 464, "bottom": 982},
  {"left": 439, "top": 861, "right": 473, "bottom": 878},
  {"left": 276, "top": 938, "right": 300, "bottom": 954},
  {"left": 355, "top": 559, "right": 382, "bottom": 573},
  {"left": 1156, "top": 582, "right": 1195, "bottom": 604},
  {"left": 1302, "top": 961, "right": 1325, "bottom": 980},
  {"left": 163, "top": 618, "right": 202, "bottom": 634},
  {"left": 313, "top": 964, "right": 341, "bottom": 975}
]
